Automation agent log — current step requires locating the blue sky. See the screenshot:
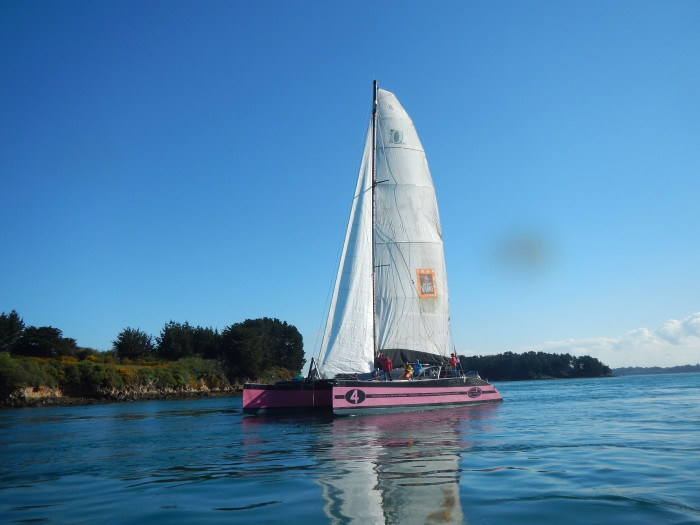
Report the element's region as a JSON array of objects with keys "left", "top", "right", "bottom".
[{"left": 2, "top": 1, "right": 698, "bottom": 368}]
